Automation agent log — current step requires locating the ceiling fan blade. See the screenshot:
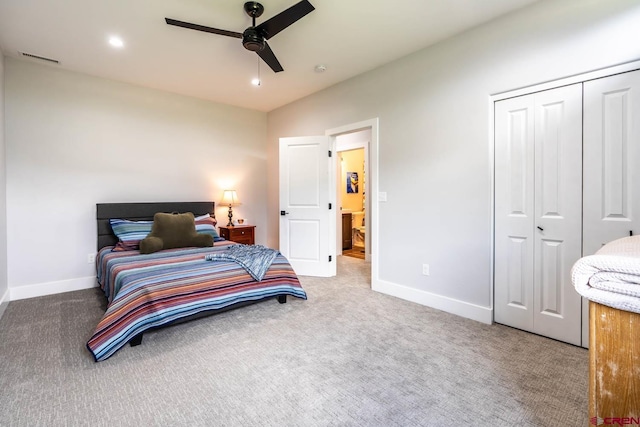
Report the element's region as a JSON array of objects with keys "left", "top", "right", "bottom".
[
  {"left": 165, "top": 18, "right": 242, "bottom": 39},
  {"left": 255, "top": 0, "right": 315, "bottom": 40},
  {"left": 257, "top": 41, "right": 284, "bottom": 73}
]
